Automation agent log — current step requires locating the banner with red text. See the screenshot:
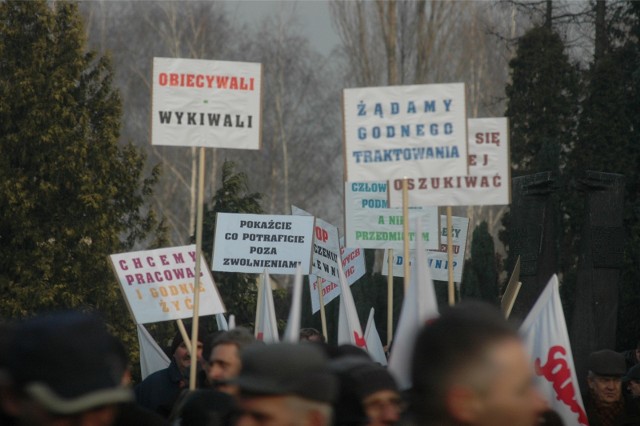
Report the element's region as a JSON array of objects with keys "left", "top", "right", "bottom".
[
  {"left": 343, "top": 83, "right": 467, "bottom": 182},
  {"left": 110, "top": 245, "right": 225, "bottom": 324},
  {"left": 520, "top": 275, "right": 588, "bottom": 426},
  {"left": 291, "top": 206, "right": 340, "bottom": 283},
  {"left": 388, "top": 117, "right": 510, "bottom": 207},
  {"left": 152, "top": 57, "right": 262, "bottom": 149}
]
